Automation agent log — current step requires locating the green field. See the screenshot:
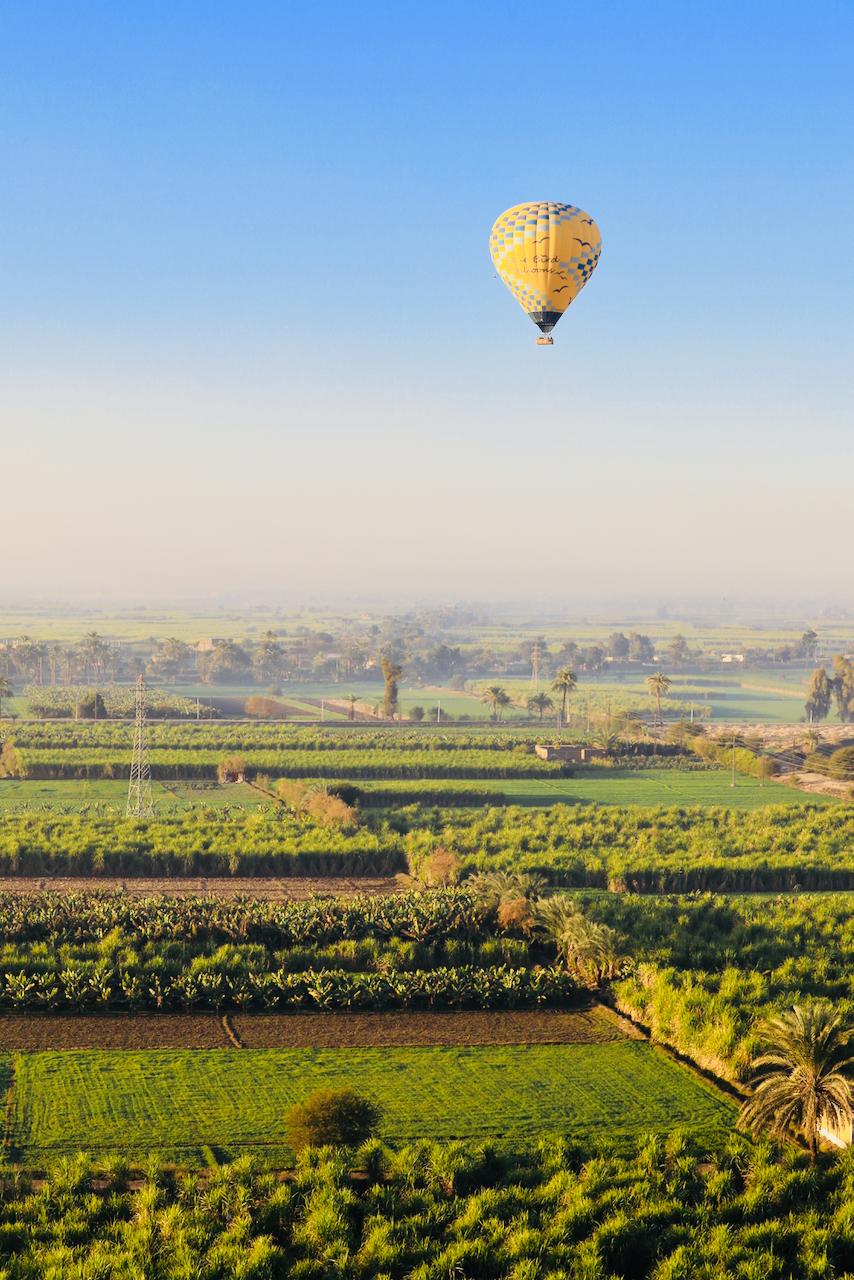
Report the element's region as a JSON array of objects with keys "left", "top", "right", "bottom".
[
  {"left": 0, "top": 779, "right": 266, "bottom": 814},
  {"left": 0, "top": 771, "right": 835, "bottom": 813},
  {"left": 503, "top": 769, "right": 835, "bottom": 809},
  {"left": 12, "top": 1043, "right": 734, "bottom": 1163}
]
